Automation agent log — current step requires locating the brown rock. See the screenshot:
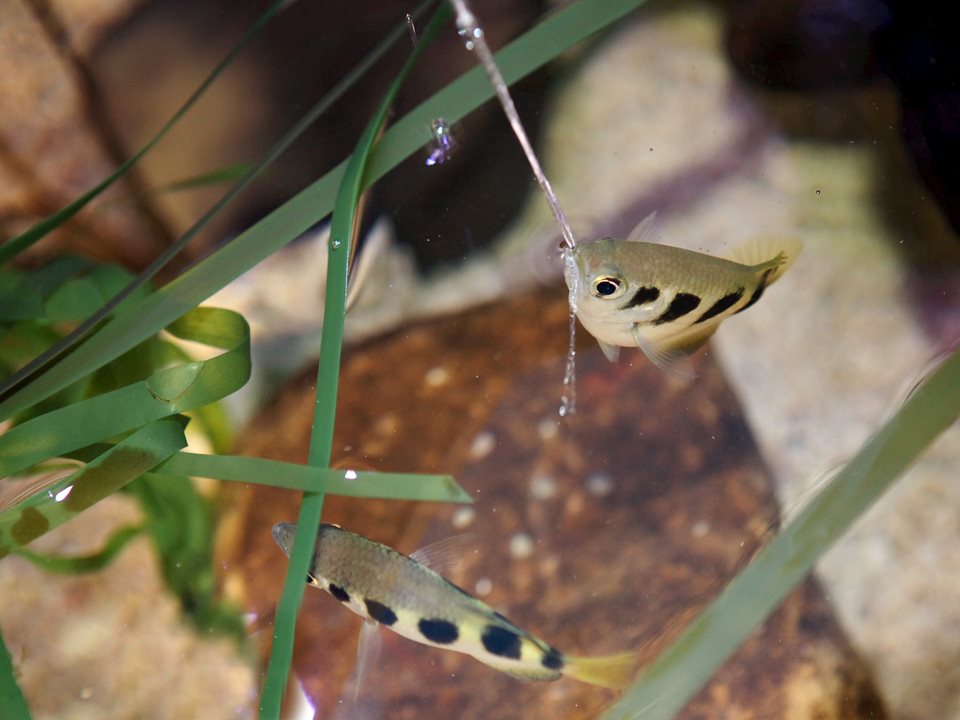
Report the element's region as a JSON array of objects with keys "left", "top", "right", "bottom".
[{"left": 226, "top": 285, "right": 887, "bottom": 719}]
